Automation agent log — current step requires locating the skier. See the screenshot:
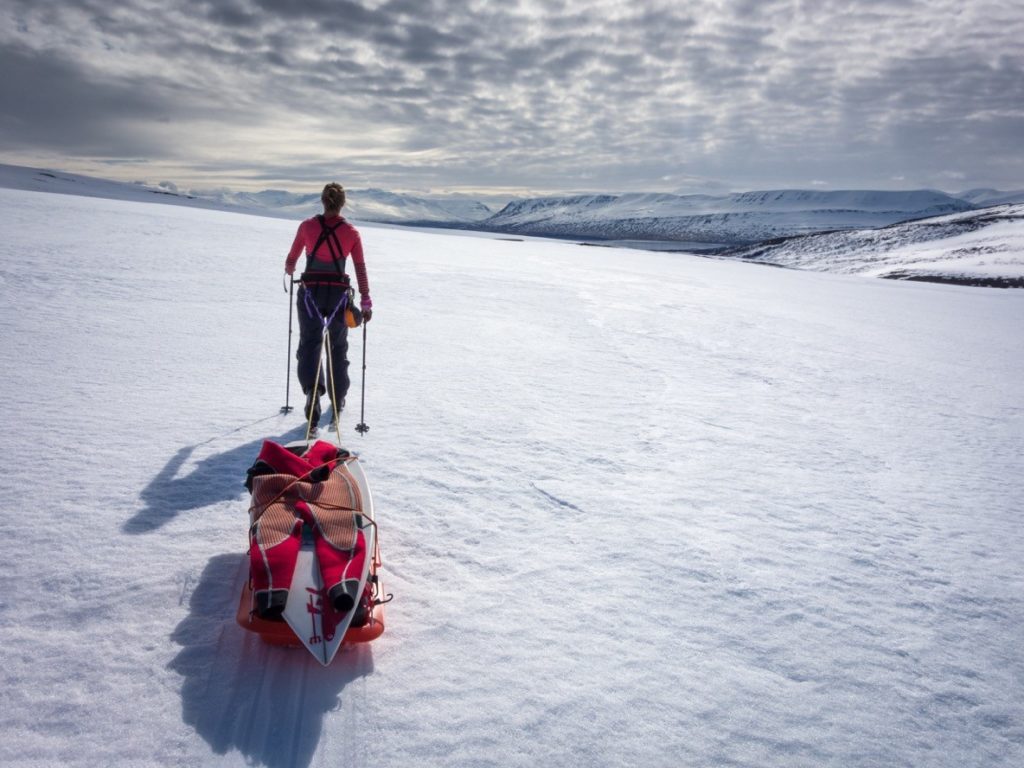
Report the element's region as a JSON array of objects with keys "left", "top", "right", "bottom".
[{"left": 285, "top": 183, "right": 373, "bottom": 427}]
